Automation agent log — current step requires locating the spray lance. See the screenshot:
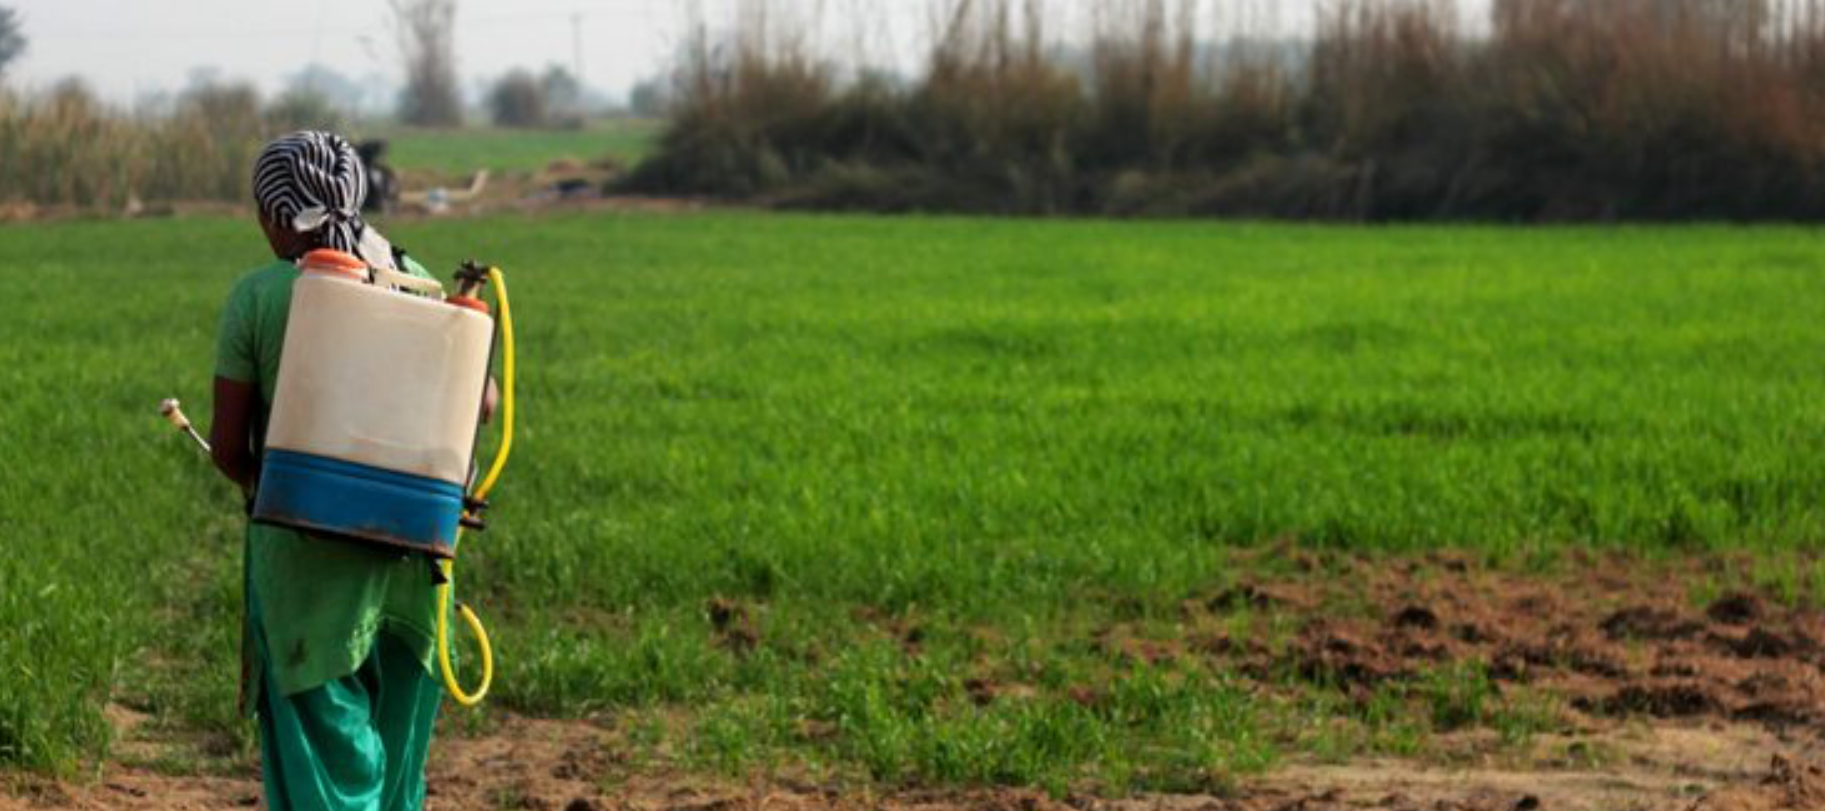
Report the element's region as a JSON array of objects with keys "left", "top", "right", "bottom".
[
  {"left": 160, "top": 398, "right": 252, "bottom": 509},
  {"left": 158, "top": 252, "right": 517, "bottom": 707},
  {"left": 159, "top": 398, "right": 211, "bottom": 453}
]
